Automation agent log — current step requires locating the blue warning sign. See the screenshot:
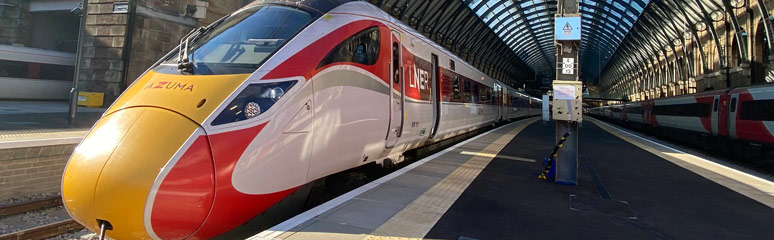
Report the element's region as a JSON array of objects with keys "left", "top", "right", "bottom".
[{"left": 555, "top": 17, "right": 581, "bottom": 40}]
